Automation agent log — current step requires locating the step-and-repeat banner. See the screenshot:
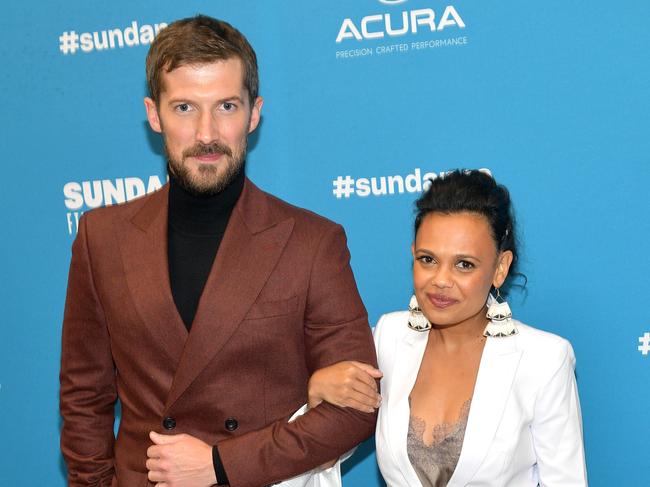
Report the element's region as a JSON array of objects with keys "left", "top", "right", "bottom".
[{"left": 2, "top": 1, "right": 648, "bottom": 485}]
